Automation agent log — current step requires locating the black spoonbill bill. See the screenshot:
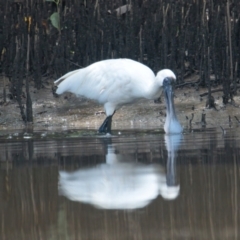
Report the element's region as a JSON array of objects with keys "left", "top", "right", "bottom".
[{"left": 54, "top": 58, "right": 182, "bottom": 134}]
